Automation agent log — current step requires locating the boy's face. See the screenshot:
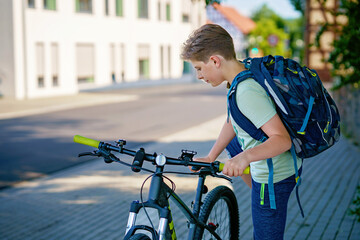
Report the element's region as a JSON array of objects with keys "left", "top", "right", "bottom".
[{"left": 190, "top": 57, "right": 223, "bottom": 87}]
